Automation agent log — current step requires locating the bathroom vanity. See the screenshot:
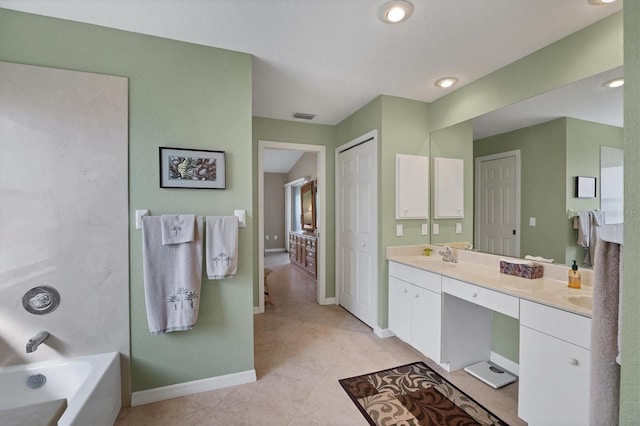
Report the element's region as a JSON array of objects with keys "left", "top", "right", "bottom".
[{"left": 387, "top": 246, "right": 592, "bottom": 424}]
